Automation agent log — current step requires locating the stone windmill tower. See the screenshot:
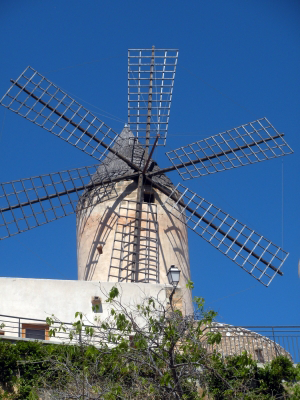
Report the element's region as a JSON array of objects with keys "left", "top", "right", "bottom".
[
  {"left": 0, "top": 47, "right": 294, "bottom": 321},
  {"left": 76, "top": 126, "right": 193, "bottom": 313}
]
